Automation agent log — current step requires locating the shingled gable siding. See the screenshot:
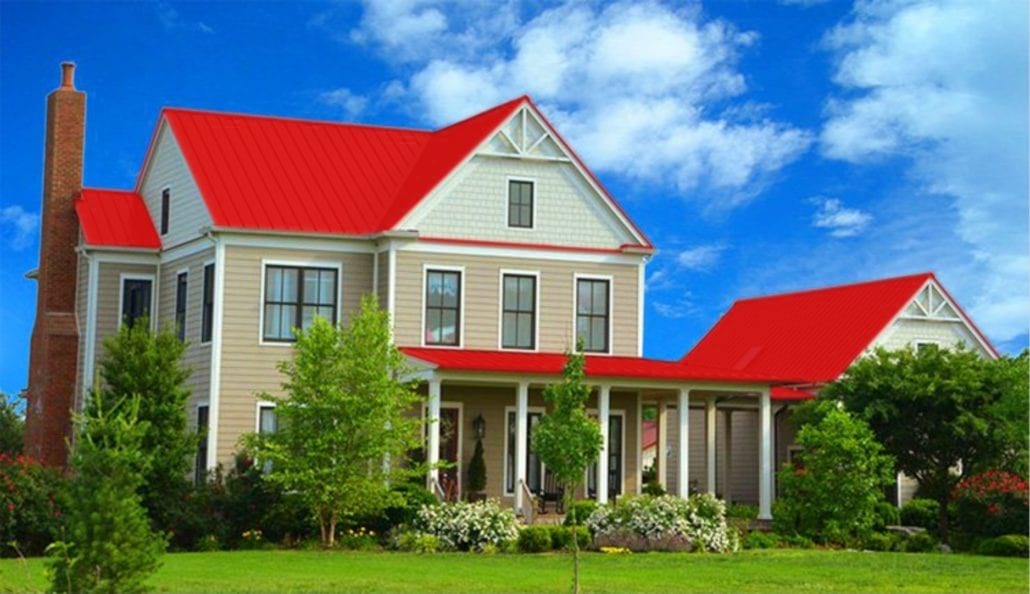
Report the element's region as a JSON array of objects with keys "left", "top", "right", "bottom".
[
  {"left": 138, "top": 122, "right": 212, "bottom": 248},
  {"left": 392, "top": 250, "right": 640, "bottom": 355},
  {"left": 213, "top": 245, "right": 374, "bottom": 463},
  {"left": 876, "top": 316, "right": 990, "bottom": 356},
  {"left": 408, "top": 155, "right": 636, "bottom": 249}
]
